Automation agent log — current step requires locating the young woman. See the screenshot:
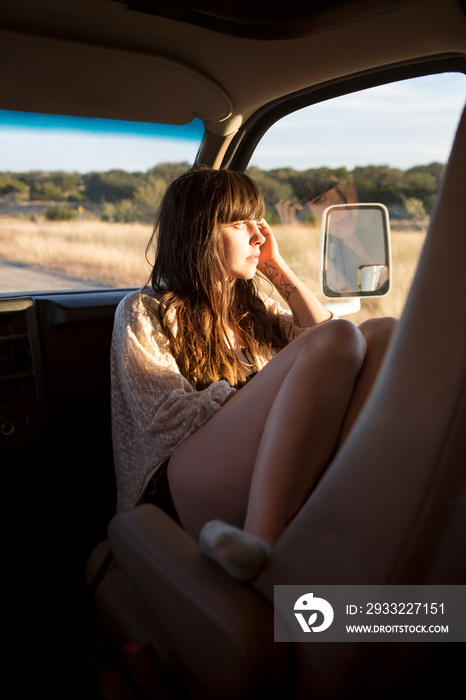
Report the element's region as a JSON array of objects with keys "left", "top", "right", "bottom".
[{"left": 111, "top": 167, "right": 397, "bottom": 580}]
